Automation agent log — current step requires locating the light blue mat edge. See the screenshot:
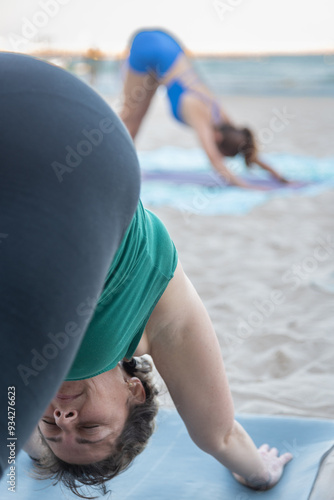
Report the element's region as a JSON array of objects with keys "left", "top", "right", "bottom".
[{"left": 138, "top": 149, "right": 334, "bottom": 215}]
